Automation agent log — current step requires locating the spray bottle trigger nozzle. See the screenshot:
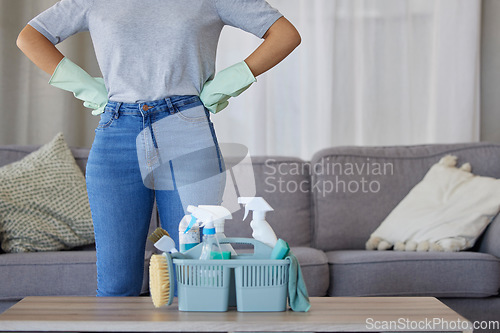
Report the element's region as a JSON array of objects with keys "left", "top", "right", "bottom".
[
  {"left": 184, "top": 215, "right": 198, "bottom": 234},
  {"left": 243, "top": 207, "right": 250, "bottom": 221}
]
